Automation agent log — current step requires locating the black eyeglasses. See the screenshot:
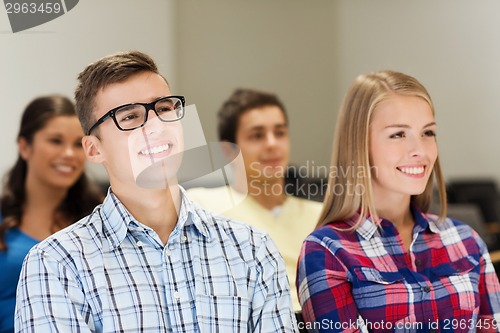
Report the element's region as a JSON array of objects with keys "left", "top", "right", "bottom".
[{"left": 87, "top": 95, "right": 185, "bottom": 135}]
